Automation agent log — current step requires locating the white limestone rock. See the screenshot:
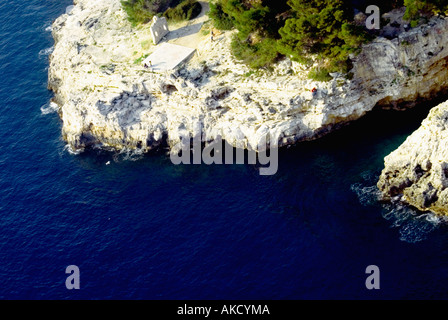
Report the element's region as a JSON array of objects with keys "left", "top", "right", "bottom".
[
  {"left": 49, "top": 0, "right": 448, "bottom": 155},
  {"left": 378, "top": 100, "right": 448, "bottom": 215}
]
